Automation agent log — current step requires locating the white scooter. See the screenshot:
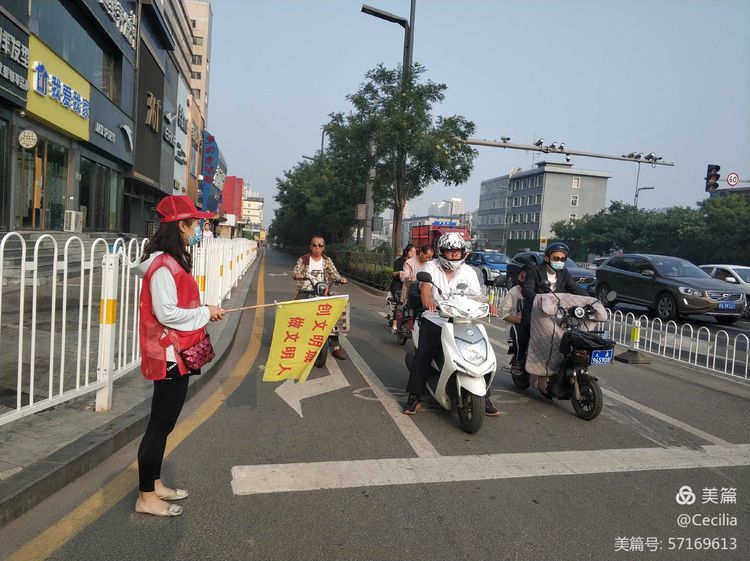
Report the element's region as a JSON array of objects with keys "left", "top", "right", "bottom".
[{"left": 404, "top": 272, "right": 497, "bottom": 434}]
